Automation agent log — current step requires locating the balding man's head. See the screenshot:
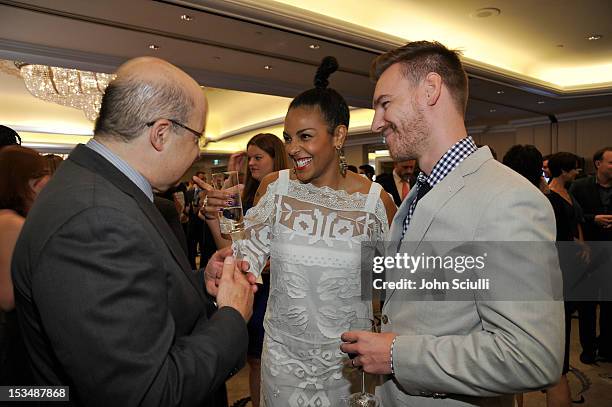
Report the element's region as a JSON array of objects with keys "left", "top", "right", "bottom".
[{"left": 94, "top": 57, "right": 205, "bottom": 142}]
